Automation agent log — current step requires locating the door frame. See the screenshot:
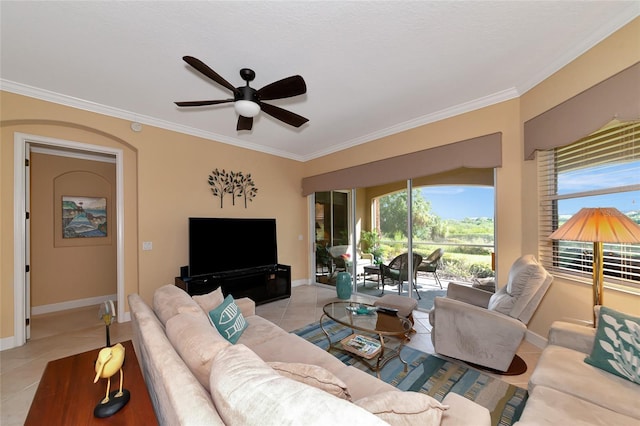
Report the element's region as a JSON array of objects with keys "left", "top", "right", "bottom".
[{"left": 13, "top": 132, "right": 125, "bottom": 348}]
